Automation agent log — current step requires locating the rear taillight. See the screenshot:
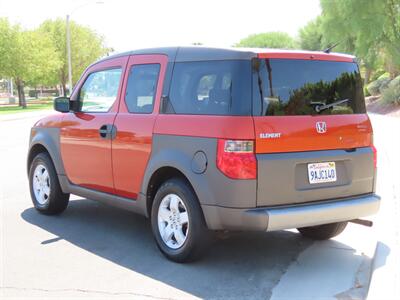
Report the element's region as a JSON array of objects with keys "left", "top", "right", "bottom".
[
  {"left": 216, "top": 139, "right": 257, "bottom": 179},
  {"left": 372, "top": 145, "right": 377, "bottom": 169}
]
